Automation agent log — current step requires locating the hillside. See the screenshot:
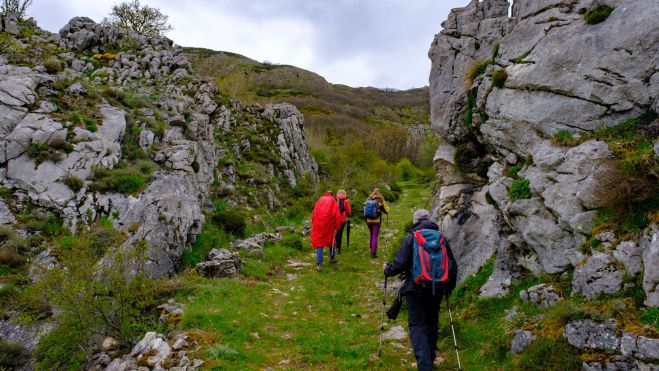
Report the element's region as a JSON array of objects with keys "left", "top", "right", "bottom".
[{"left": 185, "top": 48, "right": 435, "bottom": 165}]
